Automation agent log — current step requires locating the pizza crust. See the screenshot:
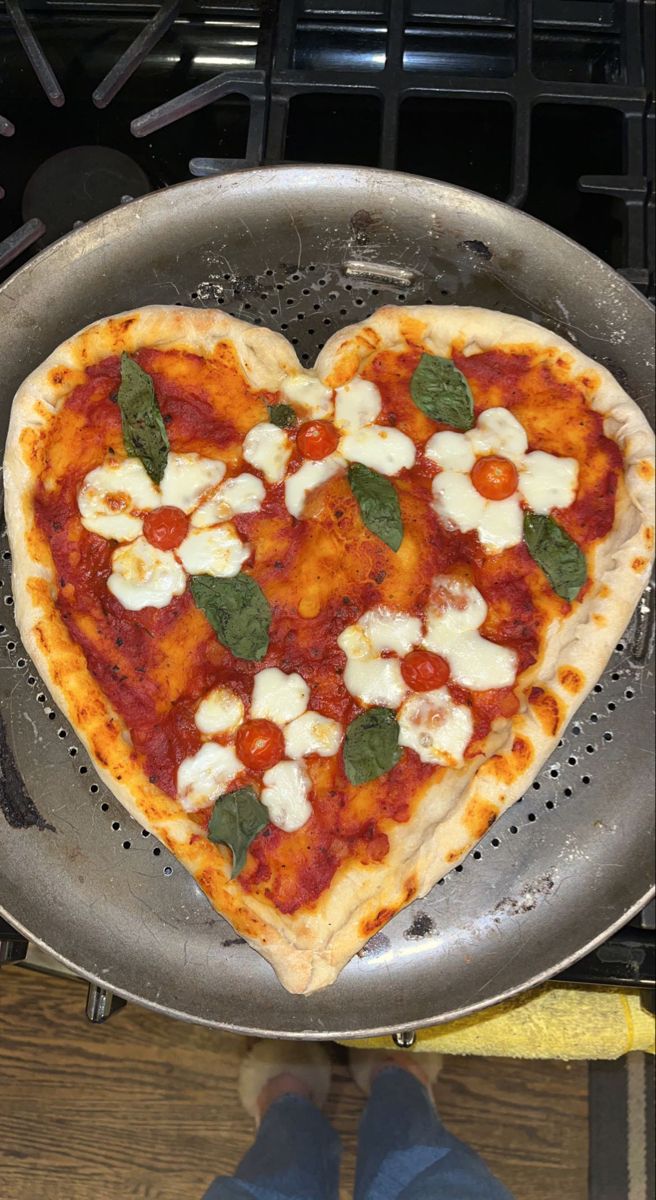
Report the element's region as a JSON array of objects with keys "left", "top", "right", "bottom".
[{"left": 4, "top": 304, "right": 655, "bottom": 994}]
